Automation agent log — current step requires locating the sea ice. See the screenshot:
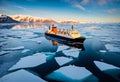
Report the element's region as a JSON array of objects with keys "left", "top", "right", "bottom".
[
  {"left": 62, "top": 48, "right": 81, "bottom": 58},
  {"left": 0, "top": 42, "right": 7, "bottom": 47},
  {"left": 94, "top": 61, "right": 119, "bottom": 71},
  {"left": 3, "top": 46, "right": 24, "bottom": 51},
  {"left": 56, "top": 45, "right": 69, "bottom": 52},
  {"left": 41, "top": 52, "right": 55, "bottom": 55},
  {"left": 105, "top": 44, "right": 120, "bottom": 52},
  {"left": 0, "top": 69, "right": 46, "bottom": 82},
  {"left": 0, "top": 38, "right": 6, "bottom": 42},
  {"left": 9, "top": 53, "right": 46, "bottom": 71},
  {"left": 54, "top": 65, "right": 92, "bottom": 80},
  {"left": 0, "top": 51, "right": 9, "bottom": 56},
  {"left": 21, "top": 49, "right": 30, "bottom": 53},
  {"left": 22, "top": 37, "right": 42, "bottom": 44},
  {"left": 99, "top": 50, "right": 107, "bottom": 53},
  {"left": 55, "top": 57, "right": 73, "bottom": 66}
]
